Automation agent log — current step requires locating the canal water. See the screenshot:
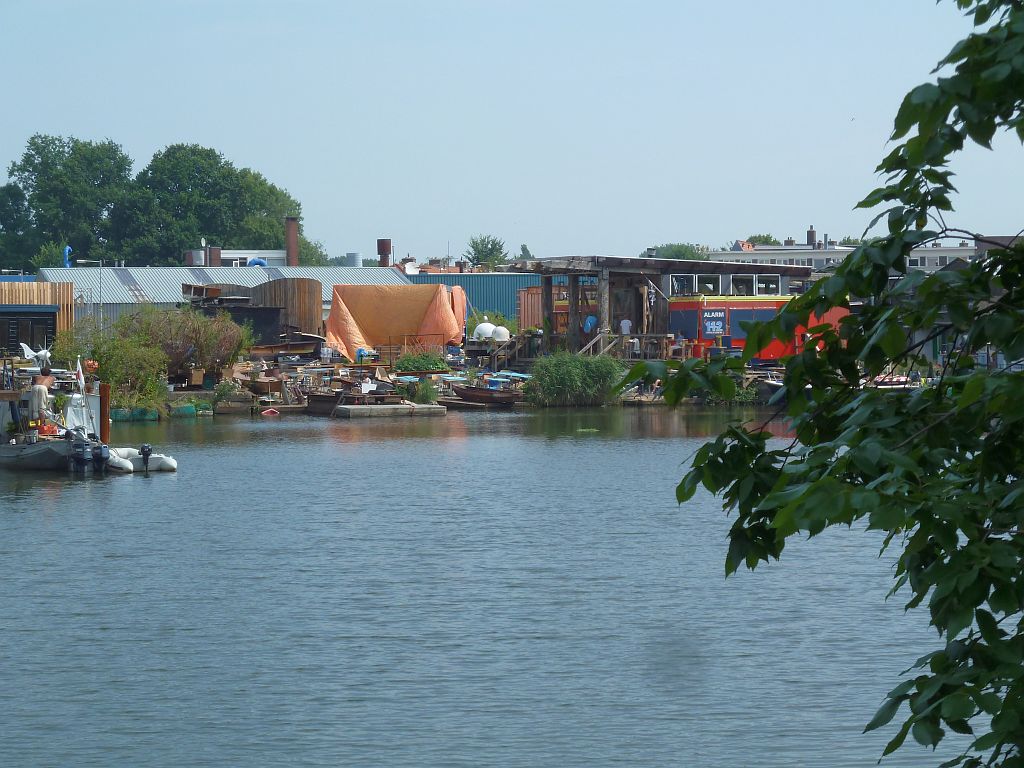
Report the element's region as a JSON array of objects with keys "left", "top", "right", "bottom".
[{"left": 1, "top": 409, "right": 954, "bottom": 767}]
